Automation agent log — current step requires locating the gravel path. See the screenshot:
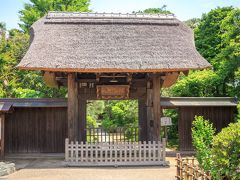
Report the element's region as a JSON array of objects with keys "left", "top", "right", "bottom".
[{"left": 5, "top": 157, "right": 176, "bottom": 180}]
